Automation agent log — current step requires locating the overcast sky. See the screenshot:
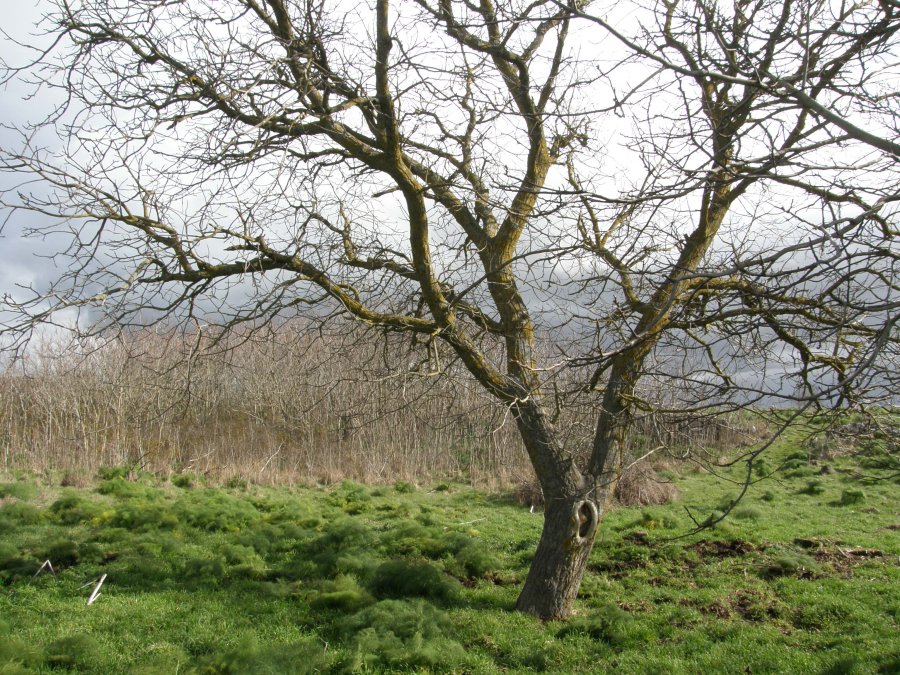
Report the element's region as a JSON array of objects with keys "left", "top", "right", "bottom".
[{"left": 0, "top": 2, "right": 60, "bottom": 305}]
